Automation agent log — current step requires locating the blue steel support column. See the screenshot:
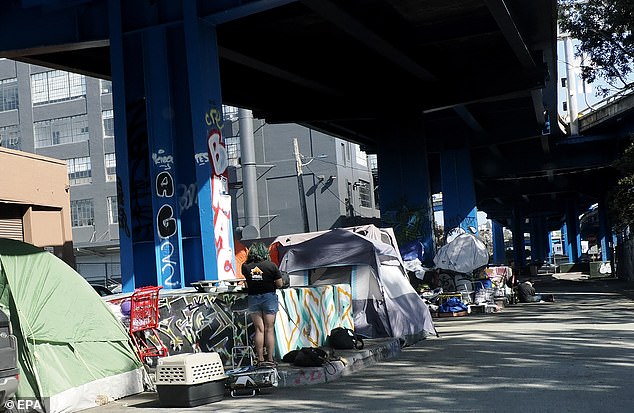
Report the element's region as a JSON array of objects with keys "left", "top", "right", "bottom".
[
  {"left": 108, "top": 0, "right": 156, "bottom": 291},
  {"left": 598, "top": 198, "right": 612, "bottom": 262},
  {"left": 377, "top": 139, "right": 435, "bottom": 265},
  {"left": 548, "top": 231, "right": 553, "bottom": 264},
  {"left": 440, "top": 148, "right": 479, "bottom": 237},
  {"left": 529, "top": 218, "right": 538, "bottom": 263},
  {"left": 183, "top": 2, "right": 236, "bottom": 280},
  {"left": 491, "top": 220, "right": 505, "bottom": 264},
  {"left": 143, "top": 28, "right": 185, "bottom": 288},
  {"left": 512, "top": 207, "right": 525, "bottom": 271},
  {"left": 530, "top": 216, "right": 547, "bottom": 263},
  {"left": 566, "top": 200, "right": 581, "bottom": 263}
]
